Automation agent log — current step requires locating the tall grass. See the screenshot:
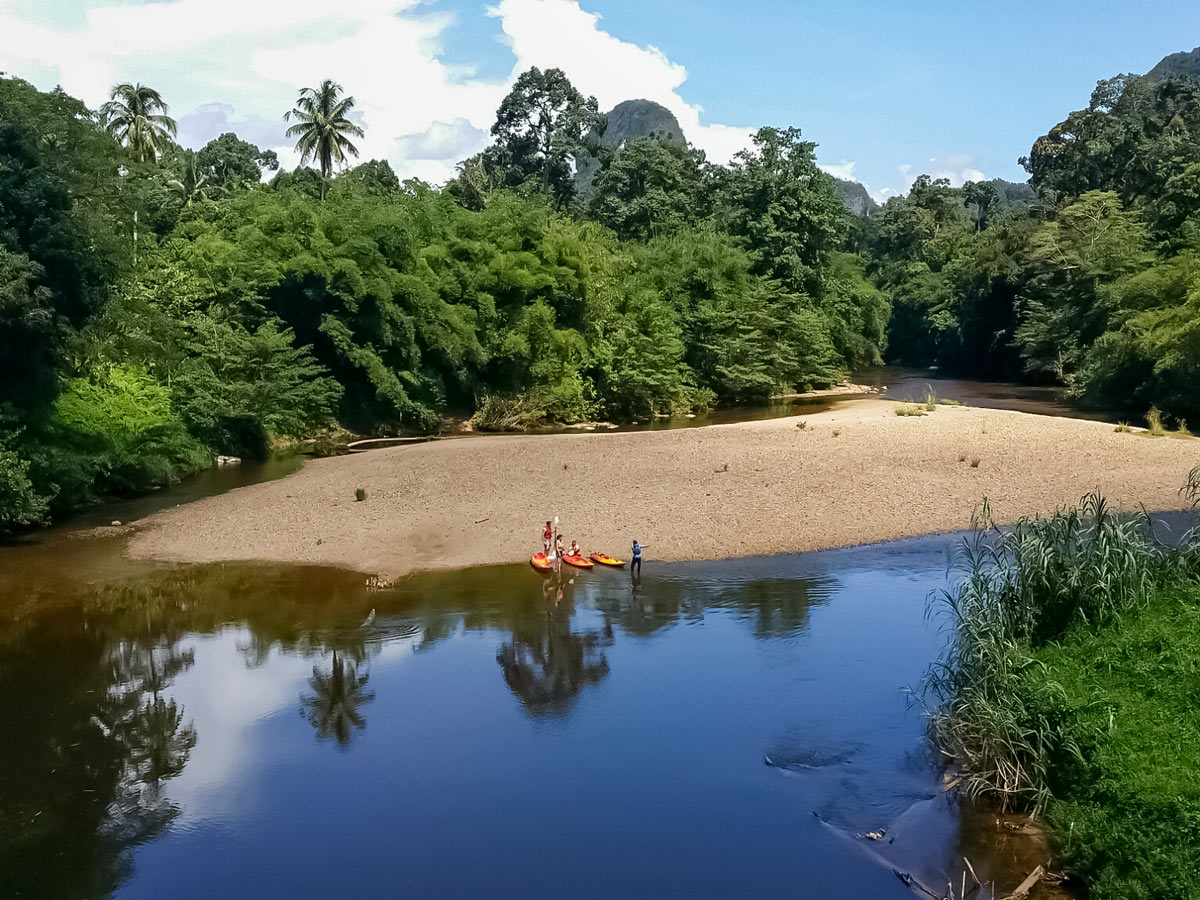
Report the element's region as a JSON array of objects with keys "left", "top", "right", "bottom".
[
  {"left": 923, "top": 493, "right": 1200, "bottom": 812},
  {"left": 1146, "top": 407, "right": 1165, "bottom": 437}
]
